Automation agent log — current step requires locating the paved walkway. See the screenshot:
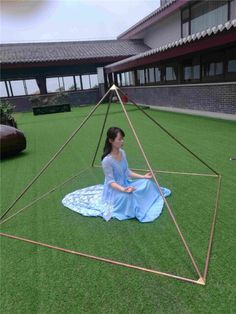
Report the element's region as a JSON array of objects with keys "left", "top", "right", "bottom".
[{"left": 145, "top": 105, "right": 236, "bottom": 121}]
